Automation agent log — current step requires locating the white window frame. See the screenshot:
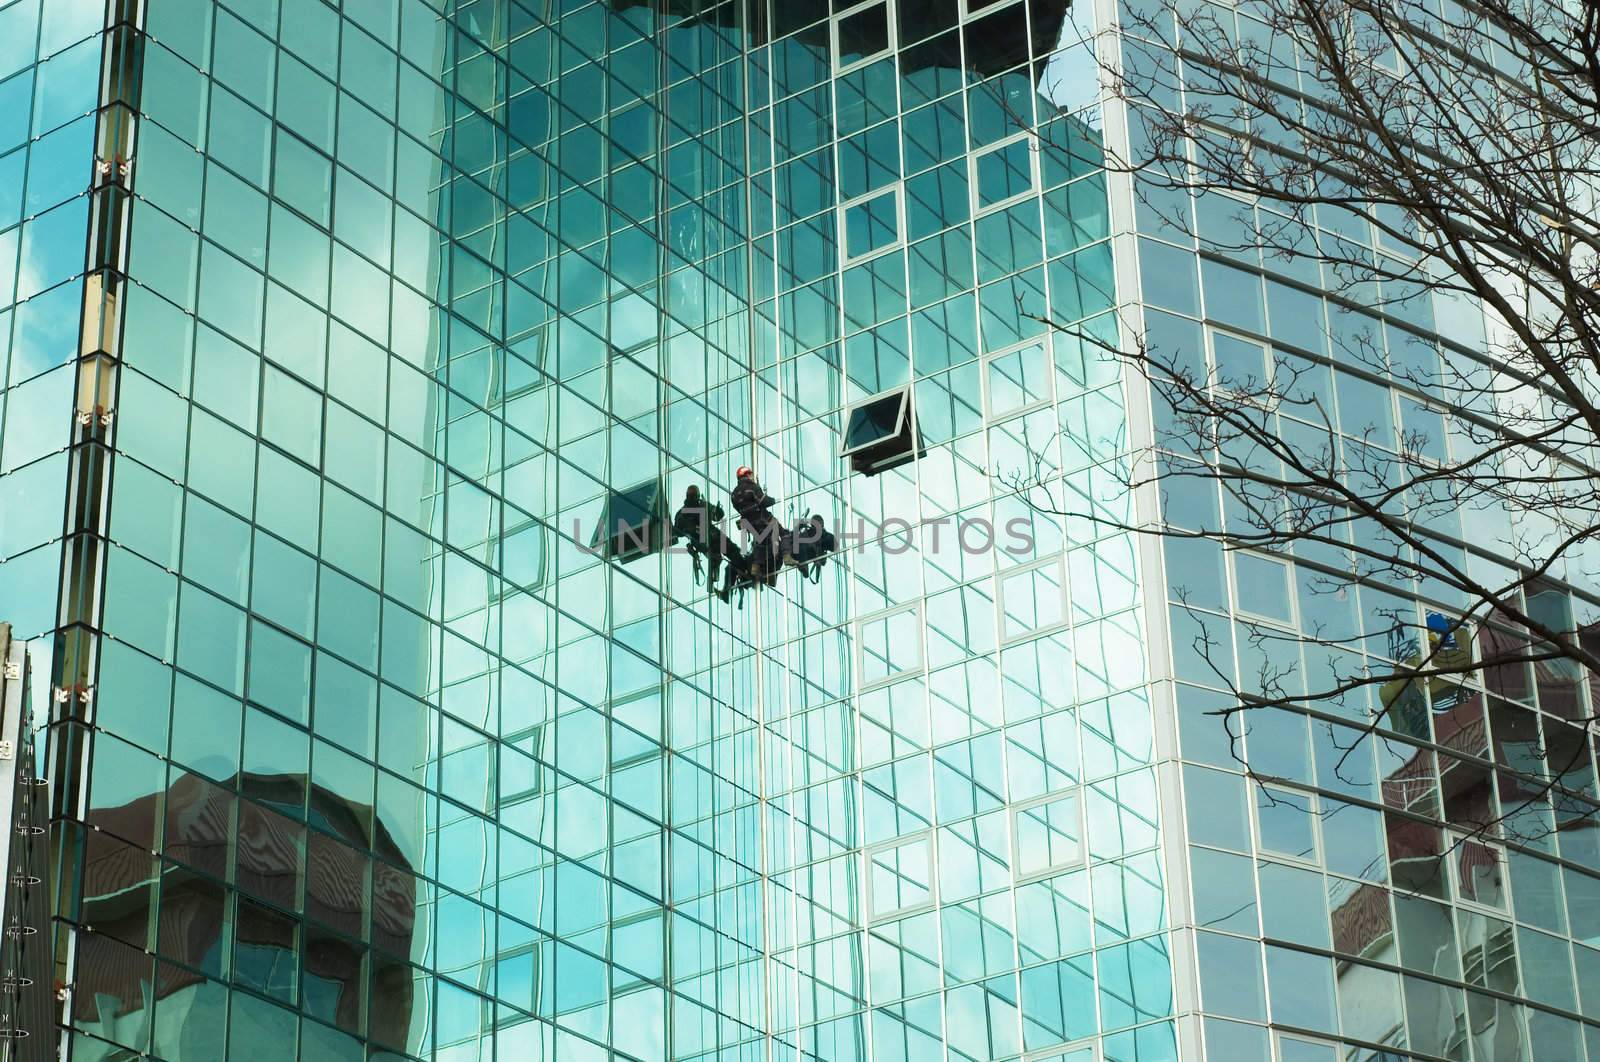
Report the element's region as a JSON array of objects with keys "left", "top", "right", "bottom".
[
  {"left": 1249, "top": 781, "right": 1322, "bottom": 868},
  {"left": 1194, "top": 128, "right": 1264, "bottom": 205},
  {"left": 832, "top": 0, "right": 895, "bottom": 74},
  {"left": 1022, "top": 1041, "right": 1100, "bottom": 1062},
  {"left": 959, "top": 0, "right": 1024, "bottom": 20},
  {"left": 1010, "top": 788, "right": 1087, "bottom": 883},
  {"left": 1395, "top": 393, "right": 1451, "bottom": 467},
  {"left": 1204, "top": 325, "right": 1272, "bottom": 394},
  {"left": 1229, "top": 549, "right": 1297, "bottom": 631},
  {"left": 1330, "top": 4, "right": 1402, "bottom": 78},
  {"left": 839, "top": 185, "right": 905, "bottom": 266},
  {"left": 856, "top": 601, "right": 924, "bottom": 690},
  {"left": 1373, "top": 210, "right": 1423, "bottom": 261},
  {"left": 998, "top": 555, "right": 1069, "bottom": 643},
  {"left": 840, "top": 385, "right": 914, "bottom": 459},
  {"left": 1272, "top": 1031, "right": 1341, "bottom": 1061},
  {"left": 982, "top": 336, "right": 1055, "bottom": 419},
  {"left": 865, "top": 831, "right": 938, "bottom": 921},
  {"left": 1447, "top": 829, "right": 1509, "bottom": 916},
  {"left": 970, "top": 131, "right": 1038, "bottom": 217}
]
